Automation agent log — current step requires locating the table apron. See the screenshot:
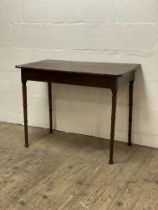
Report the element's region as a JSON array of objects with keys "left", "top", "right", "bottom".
[{"left": 21, "top": 69, "right": 118, "bottom": 90}]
